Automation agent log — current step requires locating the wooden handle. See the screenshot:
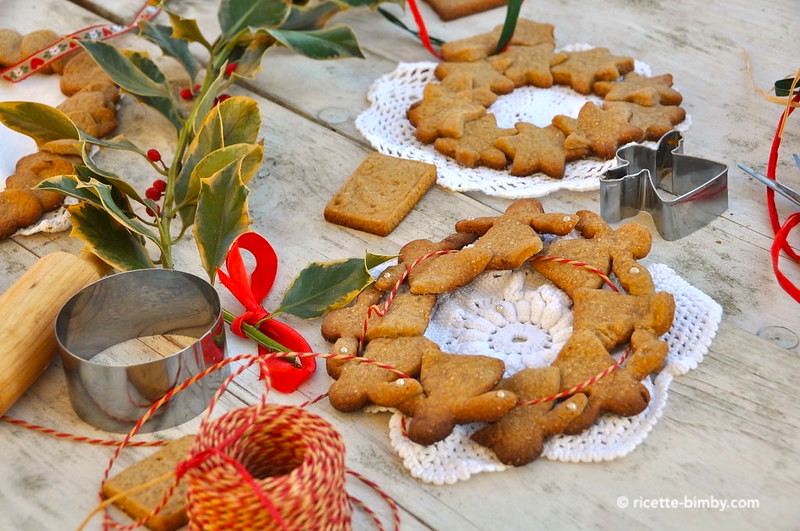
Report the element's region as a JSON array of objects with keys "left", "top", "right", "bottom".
[{"left": 0, "top": 252, "right": 109, "bottom": 416}]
